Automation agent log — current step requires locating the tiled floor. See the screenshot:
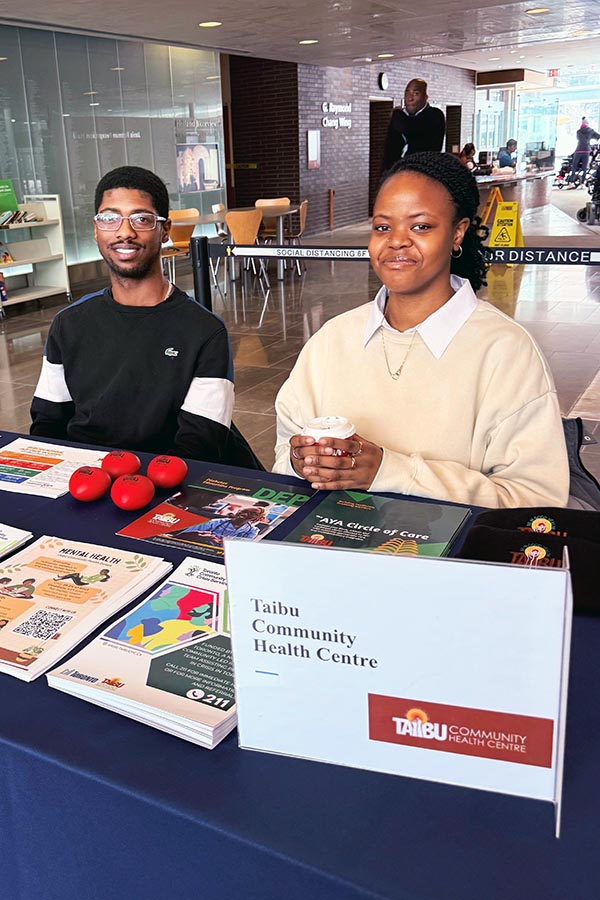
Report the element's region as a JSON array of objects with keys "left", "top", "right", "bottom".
[{"left": 2, "top": 187, "right": 600, "bottom": 479}]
